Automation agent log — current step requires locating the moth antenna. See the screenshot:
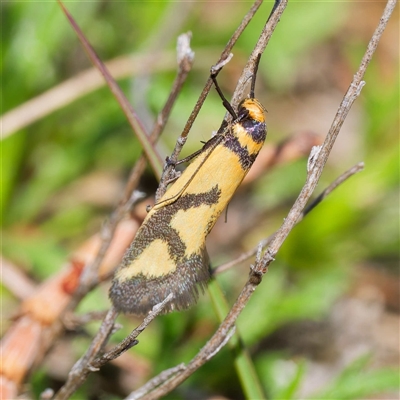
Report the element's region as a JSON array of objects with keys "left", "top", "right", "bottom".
[
  {"left": 267, "top": 0, "right": 281, "bottom": 24},
  {"left": 248, "top": 0, "right": 281, "bottom": 98},
  {"left": 250, "top": 53, "right": 262, "bottom": 99},
  {"left": 210, "top": 74, "right": 238, "bottom": 120}
]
